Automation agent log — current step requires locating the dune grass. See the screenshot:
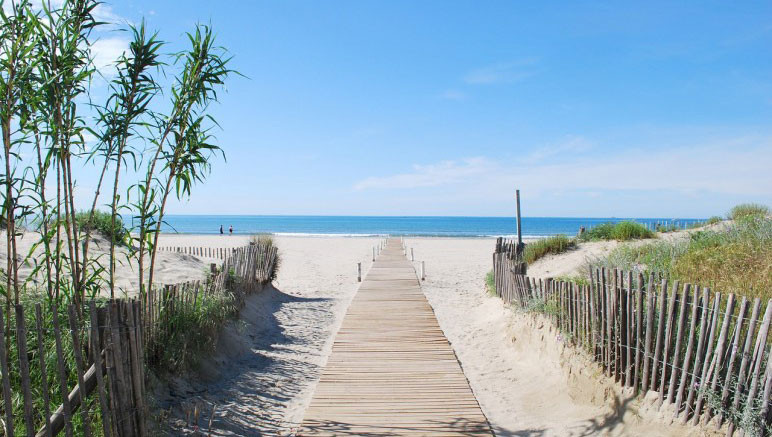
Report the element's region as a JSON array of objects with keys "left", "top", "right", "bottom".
[
  {"left": 578, "top": 221, "right": 654, "bottom": 242},
  {"left": 485, "top": 270, "right": 496, "bottom": 296},
  {"left": 524, "top": 235, "right": 575, "bottom": 264},
  {"left": 147, "top": 290, "right": 240, "bottom": 373},
  {"left": 729, "top": 203, "right": 769, "bottom": 221},
  {"left": 75, "top": 210, "right": 129, "bottom": 246},
  {"left": 706, "top": 216, "right": 723, "bottom": 225},
  {"left": 592, "top": 214, "right": 772, "bottom": 300}
]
